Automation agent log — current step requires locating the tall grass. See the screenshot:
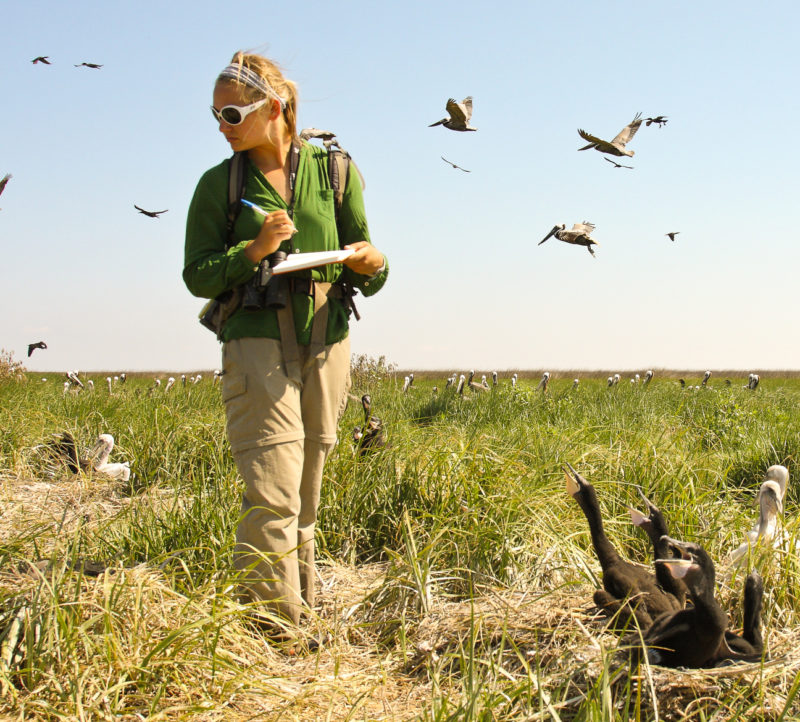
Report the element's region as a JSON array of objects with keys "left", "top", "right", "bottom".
[{"left": 1, "top": 371, "right": 800, "bottom": 719}]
